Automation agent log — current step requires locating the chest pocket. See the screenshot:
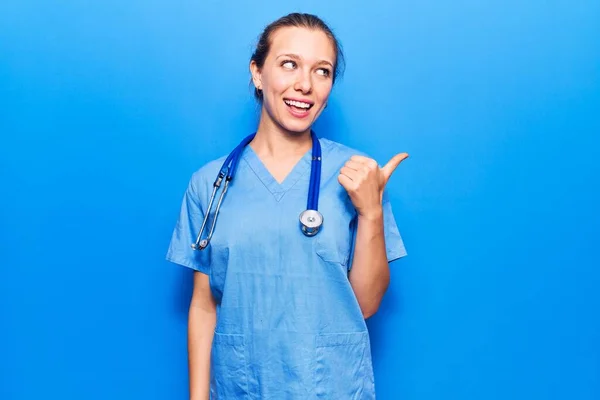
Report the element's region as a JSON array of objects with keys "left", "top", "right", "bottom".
[{"left": 313, "top": 184, "right": 357, "bottom": 268}]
